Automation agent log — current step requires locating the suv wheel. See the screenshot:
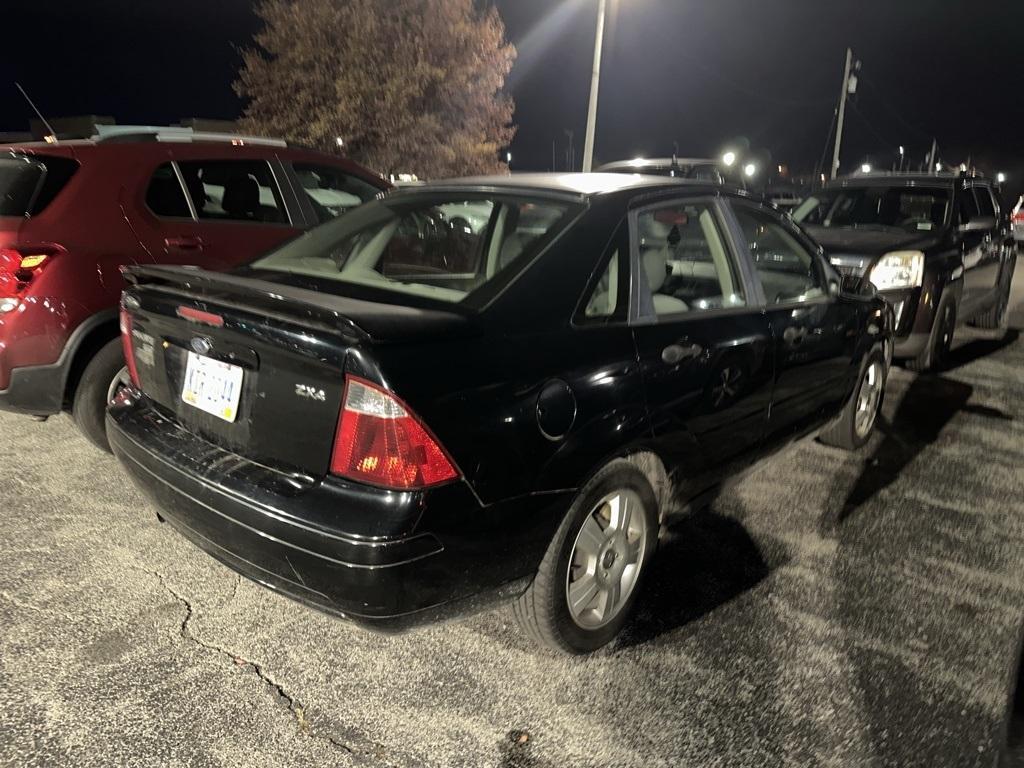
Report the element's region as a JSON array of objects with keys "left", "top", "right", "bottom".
[
  {"left": 513, "top": 460, "right": 659, "bottom": 654},
  {"left": 907, "top": 295, "right": 956, "bottom": 373},
  {"left": 819, "top": 347, "right": 887, "bottom": 450},
  {"left": 72, "top": 338, "right": 126, "bottom": 453}
]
